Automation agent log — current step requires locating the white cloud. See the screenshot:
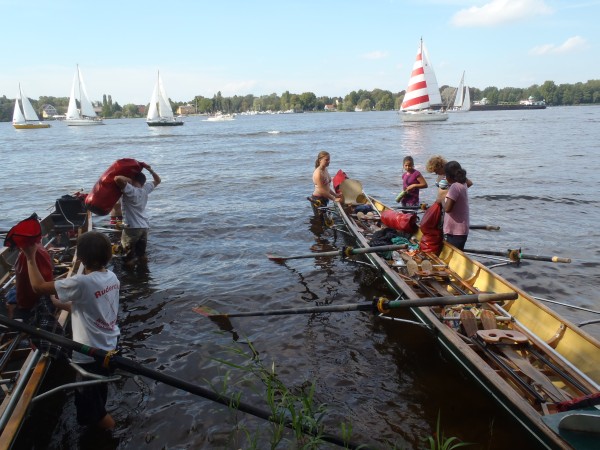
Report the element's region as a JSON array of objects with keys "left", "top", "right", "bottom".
[
  {"left": 530, "top": 36, "right": 588, "bottom": 55},
  {"left": 451, "top": 0, "right": 553, "bottom": 27},
  {"left": 362, "top": 51, "right": 389, "bottom": 60}
]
